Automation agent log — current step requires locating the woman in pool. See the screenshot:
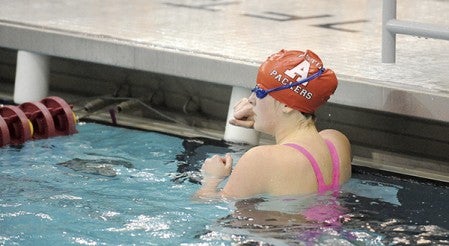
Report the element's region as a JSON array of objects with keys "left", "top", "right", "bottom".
[{"left": 196, "top": 49, "right": 352, "bottom": 199}]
